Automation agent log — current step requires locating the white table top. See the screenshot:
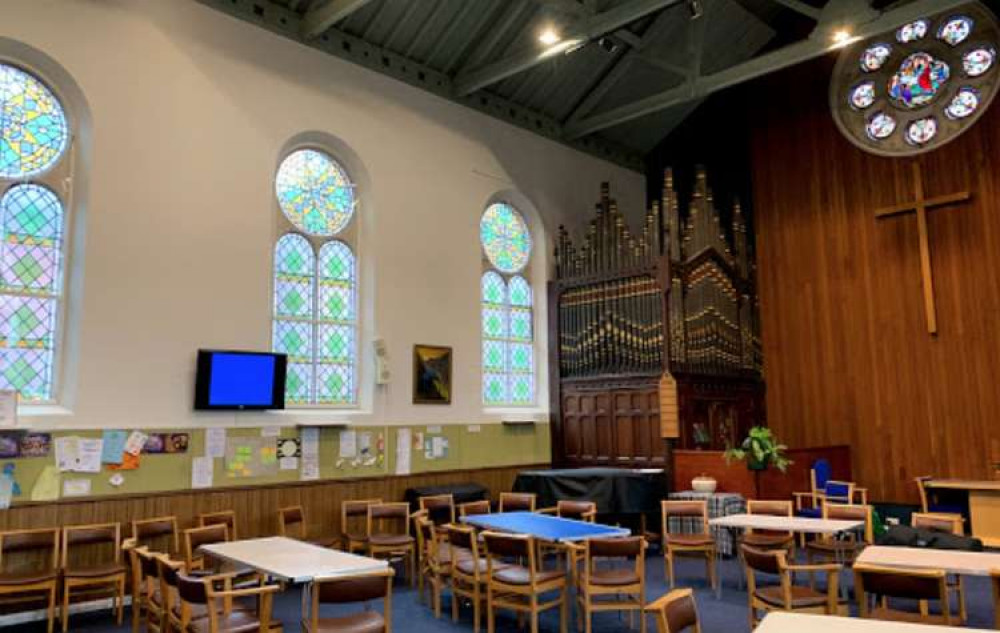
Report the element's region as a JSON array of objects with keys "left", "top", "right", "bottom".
[
  {"left": 856, "top": 546, "right": 1000, "bottom": 577},
  {"left": 925, "top": 479, "right": 1000, "bottom": 491},
  {"left": 709, "top": 513, "right": 863, "bottom": 534},
  {"left": 755, "top": 612, "right": 987, "bottom": 632},
  {"left": 200, "top": 536, "right": 388, "bottom": 583}
]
